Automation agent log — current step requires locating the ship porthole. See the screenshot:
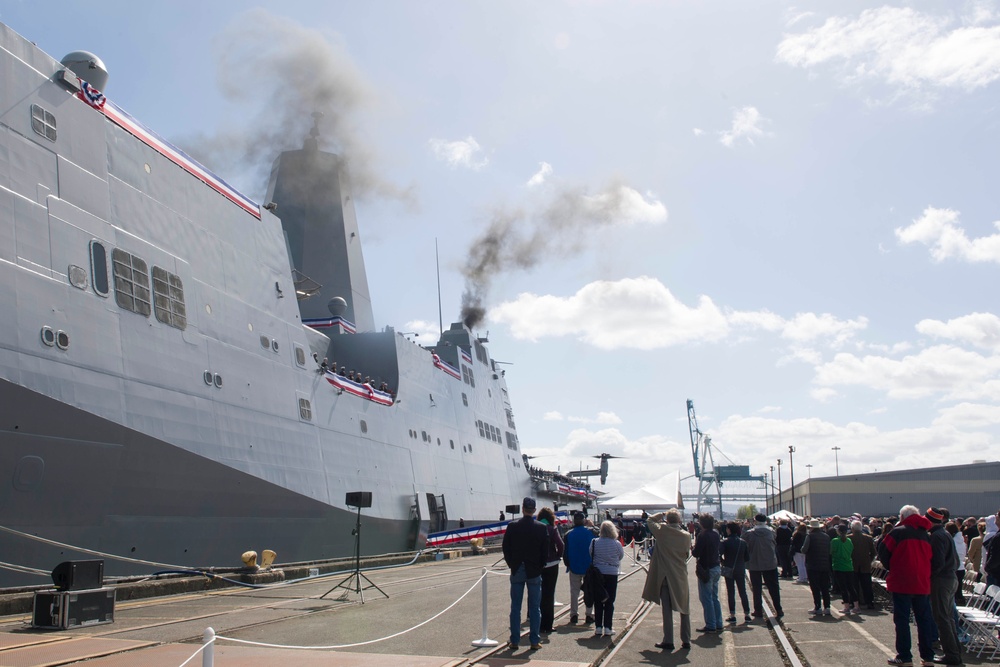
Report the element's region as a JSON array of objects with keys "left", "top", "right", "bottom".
[
  {"left": 360, "top": 420, "right": 367, "bottom": 433},
  {"left": 214, "top": 373, "right": 223, "bottom": 388},
  {"left": 13, "top": 455, "right": 45, "bottom": 491},
  {"left": 55, "top": 330, "right": 70, "bottom": 350},
  {"left": 144, "top": 163, "right": 151, "bottom": 174},
  {"left": 271, "top": 339, "right": 279, "bottom": 353},
  {"left": 40, "top": 327, "right": 55, "bottom": 346},
  {"left": 204, "top": 370, "right": 213, "bottom": 385}
]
